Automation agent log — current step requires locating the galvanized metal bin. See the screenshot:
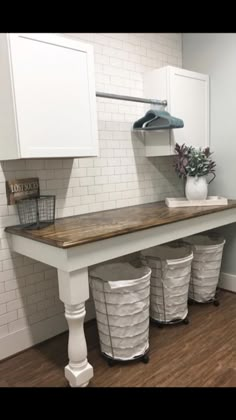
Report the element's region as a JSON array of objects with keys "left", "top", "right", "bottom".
[
  {"left": 141, "top": 245, "right": 193, "bottom": 324},
  {"left": 89, "top": 262, "right": 151, "bottom": 363}
]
